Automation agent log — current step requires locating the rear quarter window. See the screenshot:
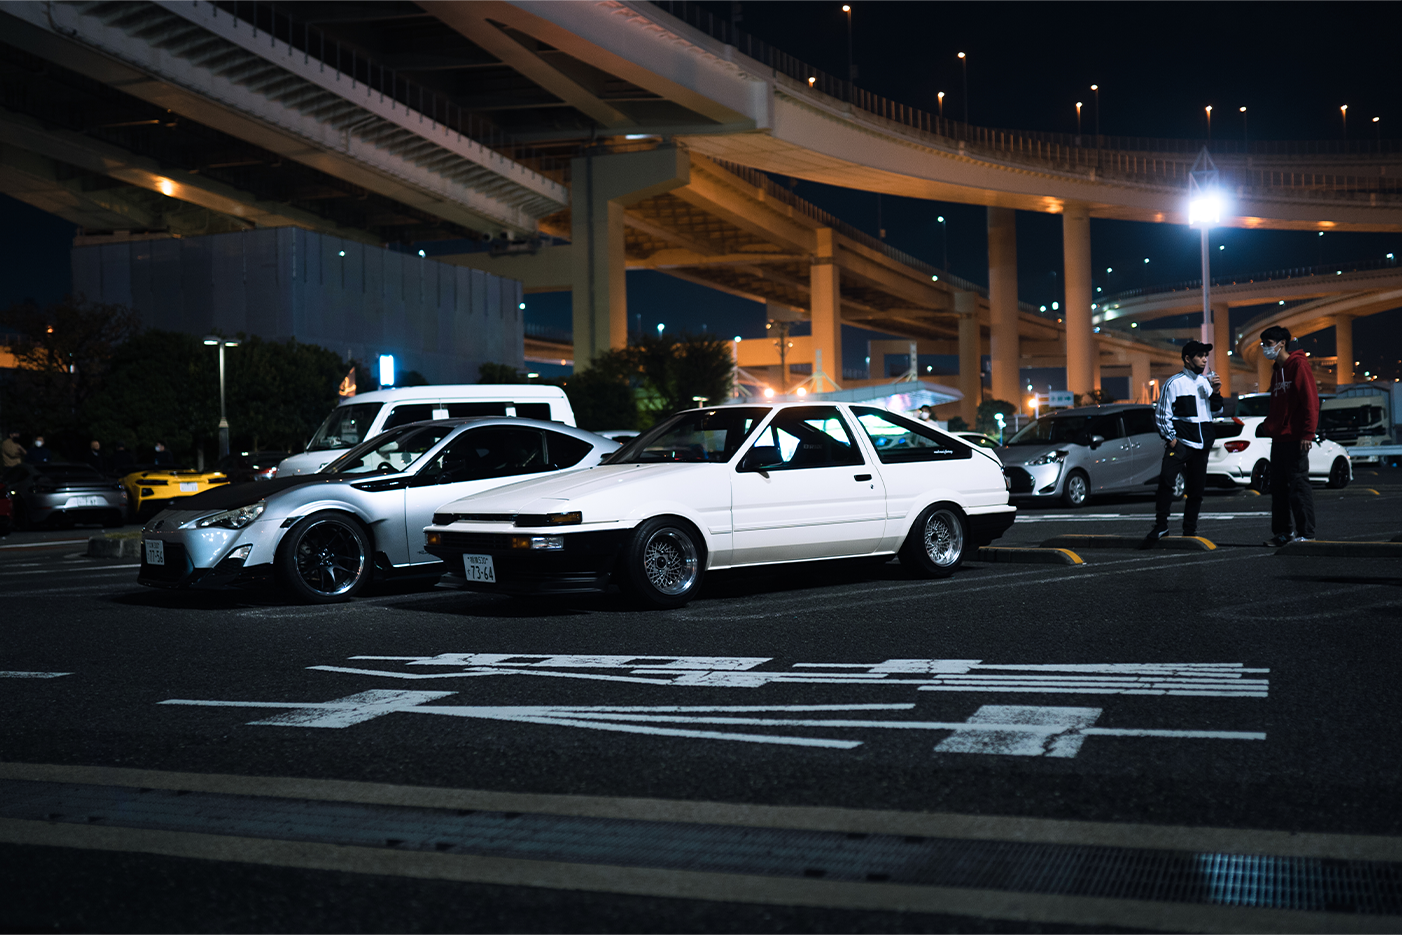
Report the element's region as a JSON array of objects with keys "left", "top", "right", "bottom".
[{"left": 851, "top": 407, "right": 971, "bottom": 463}]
